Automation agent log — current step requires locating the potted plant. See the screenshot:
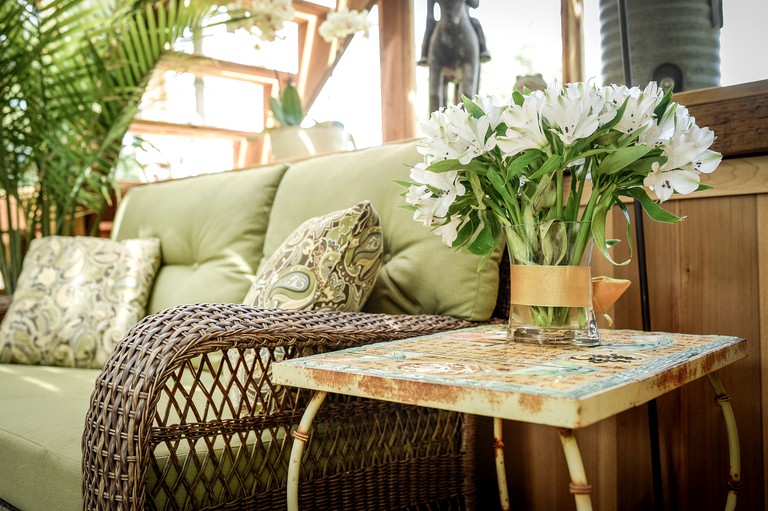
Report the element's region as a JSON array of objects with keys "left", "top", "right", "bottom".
[
  {"left": 265, "top": 82, "right": 353, "bottom": 161},
  {"left": 0, "top": 0, "right": 217, "bottom": 294}
]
